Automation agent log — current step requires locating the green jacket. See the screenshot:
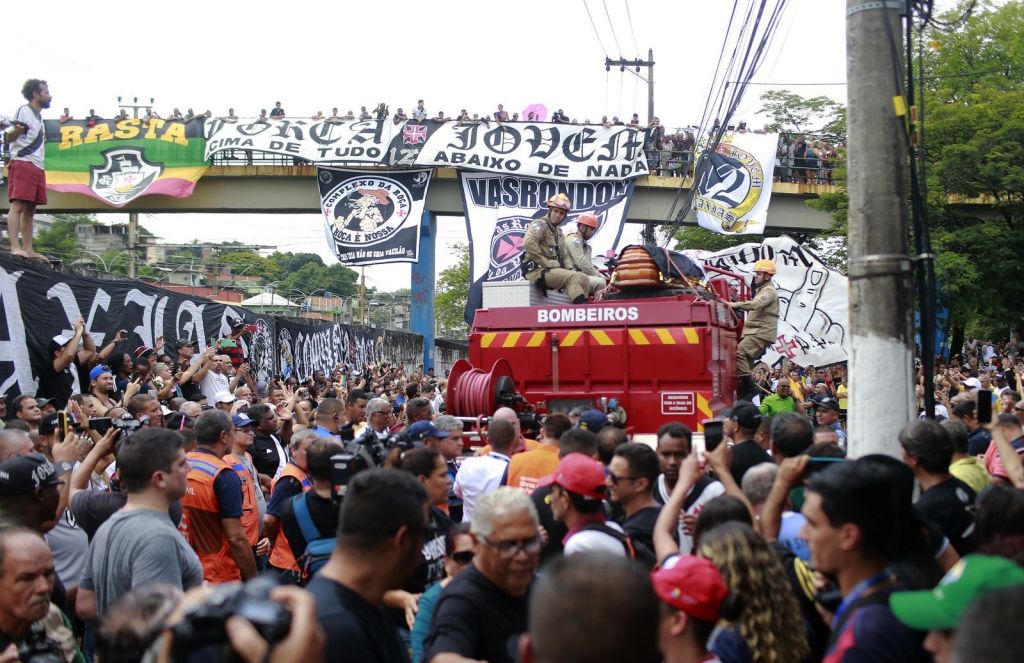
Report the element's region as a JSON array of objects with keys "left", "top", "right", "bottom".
[{"left": 759, "top": 393, "right": 798, "bottom": 416}]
